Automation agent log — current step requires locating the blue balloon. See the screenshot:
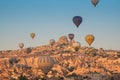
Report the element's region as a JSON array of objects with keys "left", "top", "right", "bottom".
[{"left": 73, "top": 16, "right": 82, "bottom": 28}]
